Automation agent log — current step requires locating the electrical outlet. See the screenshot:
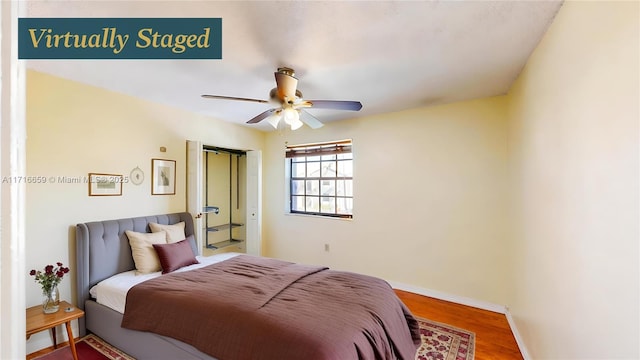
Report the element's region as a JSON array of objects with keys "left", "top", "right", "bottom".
[{"left": 324, "top": 244, "right": 330, "bottom": 252}]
